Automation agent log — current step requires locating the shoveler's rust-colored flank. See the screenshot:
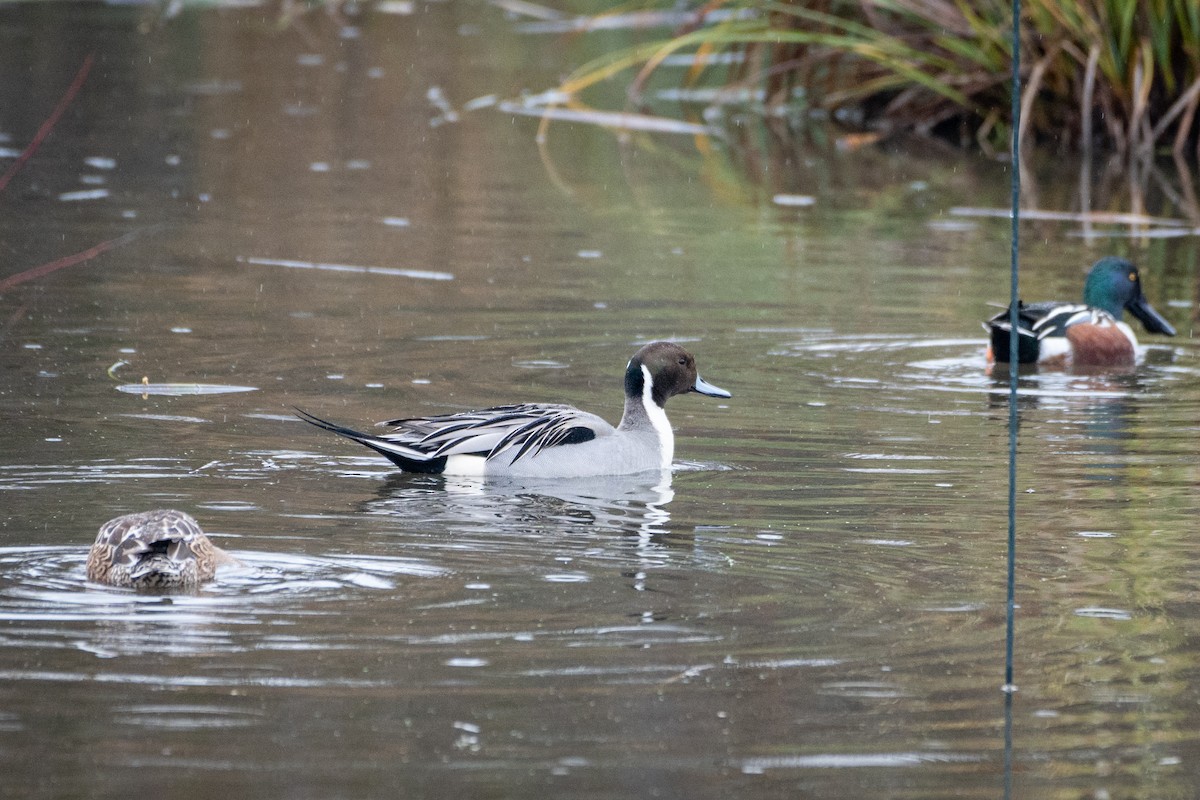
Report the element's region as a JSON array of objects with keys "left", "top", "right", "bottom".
[
  {"left": 984, "top": 257, "right": 1176, "bottom": 368},
  {"left": 1064, "top": 320, "right": 1140, "bottom": 365}
]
